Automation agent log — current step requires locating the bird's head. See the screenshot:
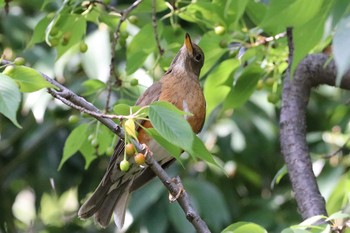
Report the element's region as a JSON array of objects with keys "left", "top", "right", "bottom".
[{"left": 170, "top": 33, "right": 205, "bottom": 77}]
